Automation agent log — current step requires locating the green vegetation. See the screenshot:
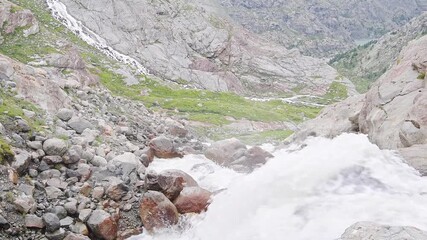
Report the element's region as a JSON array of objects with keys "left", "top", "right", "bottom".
[
  {"left": 0, "top": 89, "right": 45, "bottom": 131},
  {"left": 329, "top": 40, "right": 381, "bottom": 93},
  {"left": 0, "top": 138, "right": 14, "bottom": 165},
  {"left": 324, "top": 81, "right": 348, "bottom": 100},
  {"left": 96, "top": 67, "right": 321, "bottom": 125},
  {"left": 417, "top": 72, "right": 426, "bottom": 80}
]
